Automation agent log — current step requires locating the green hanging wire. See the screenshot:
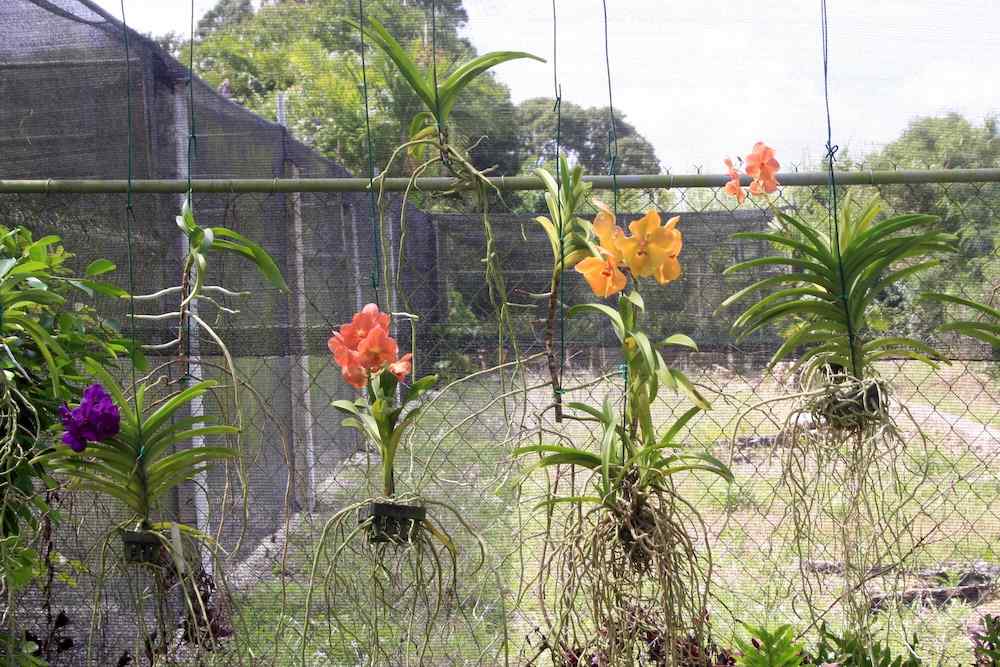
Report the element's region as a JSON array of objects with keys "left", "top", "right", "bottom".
[
  {"left": 186, "top": 0, "right": 197, "bottom": 198},
  {"left": 552, "top": 0, "right": 566, "bottom": 415},
  {"left": 430, "top": 0, "right": 444, "bottom": 143},
  {"left": 601, "top": 0, "right": 626, "bottom": 445},
  {"left": 819, "top": 0, "right": 860, "bottom": 379},
  {"left": 183, "top": 0, "right": 198, "bottom": 370},
  {"left": 601, "top": 0, "right": 620, "bottom": 216},
  {"left": 356, "top": 0, "right": 382, "bottom": 306},
  {"left": 120, "top": 1, "right": 143, "bottom": 454}
]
